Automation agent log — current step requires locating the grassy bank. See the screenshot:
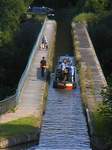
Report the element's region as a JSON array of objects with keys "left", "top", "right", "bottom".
[{"left": 0, "top": 116, "right": 40, "bottom": 139}]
